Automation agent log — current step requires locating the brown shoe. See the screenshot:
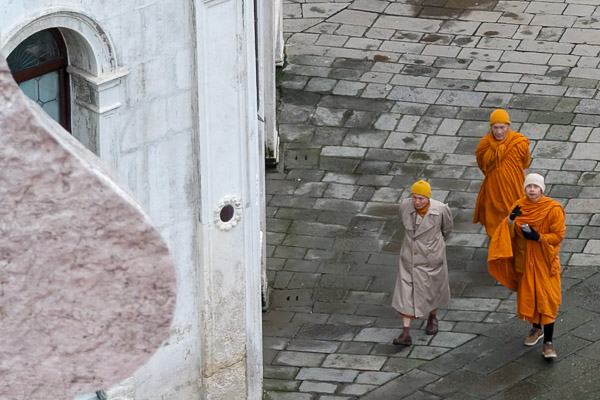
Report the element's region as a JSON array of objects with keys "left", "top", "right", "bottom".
[
  {"left": 524, "top": 327, "right": 544, "bottom": 346},
  {"left": 393, "top": 327, "right": 412, "bottom": 346},
  {"left": 426, "top": 313, "right": 438, "bottom": 335},
  {"left": 542, "top": 342, "right": 557, "bottom": 359}
]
